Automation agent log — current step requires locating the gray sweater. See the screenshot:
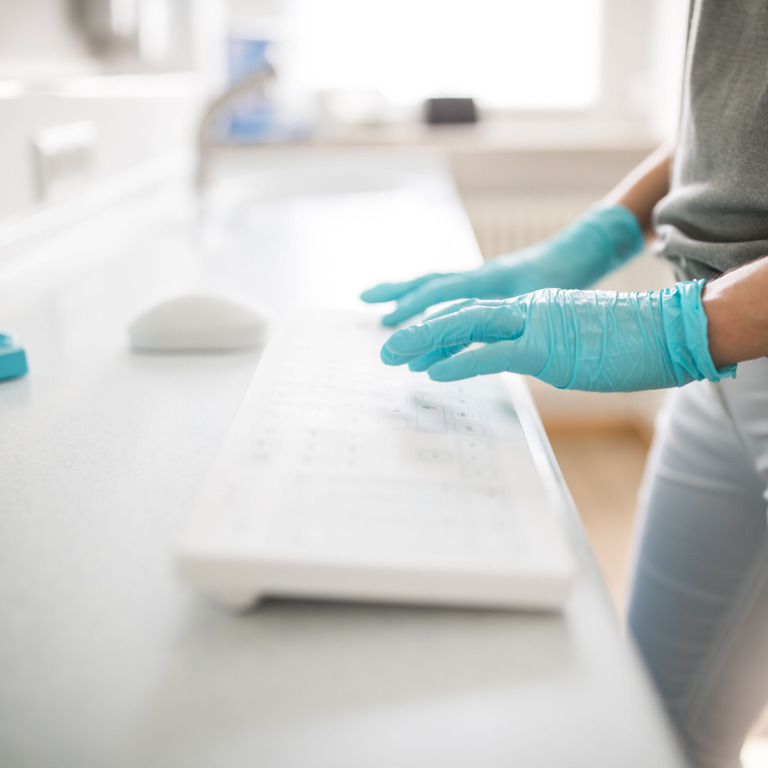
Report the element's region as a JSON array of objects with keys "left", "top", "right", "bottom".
[{"left": 653, "top": 0, "right": 768, "bottom": 281}]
